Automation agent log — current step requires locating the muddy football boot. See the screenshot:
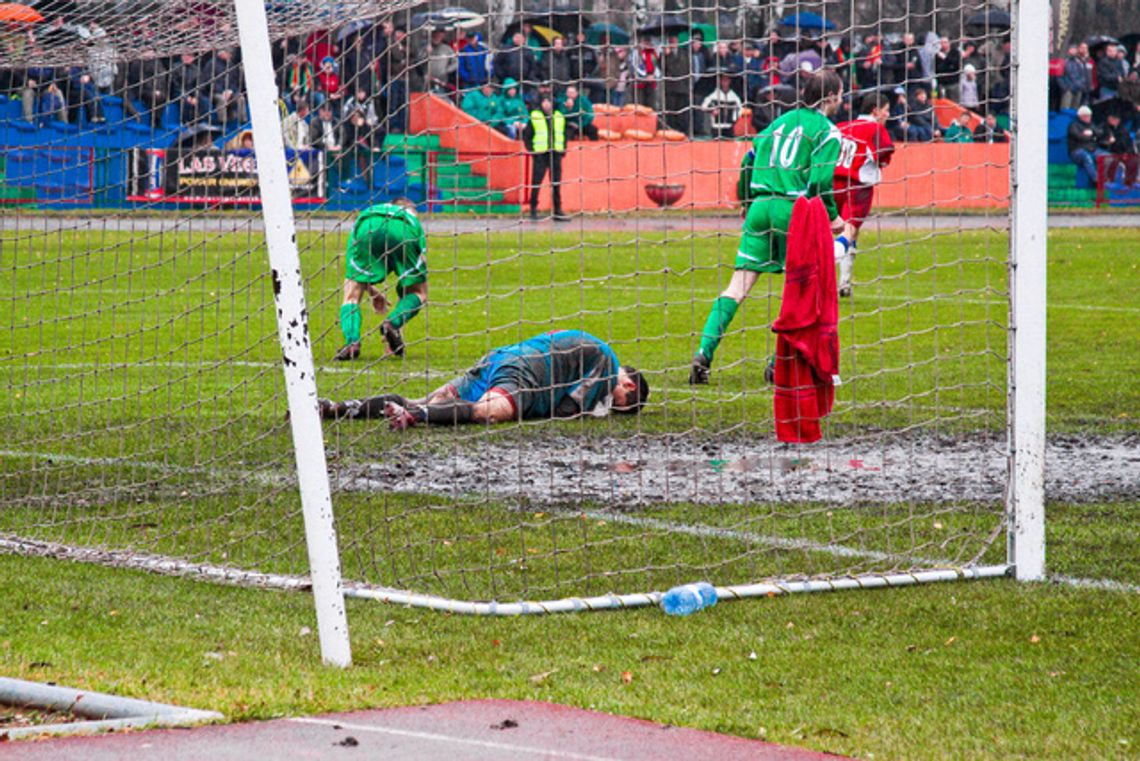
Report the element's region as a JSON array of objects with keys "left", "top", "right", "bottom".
[
  {"left": 689, "top": 352, "right": 711, "bottom": 385},
  {"left": 380, "top": 320, "right": 405, "bottom": 357},
  {"left": 333, "top": 341, "right": 361, "bottom": 361}
]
